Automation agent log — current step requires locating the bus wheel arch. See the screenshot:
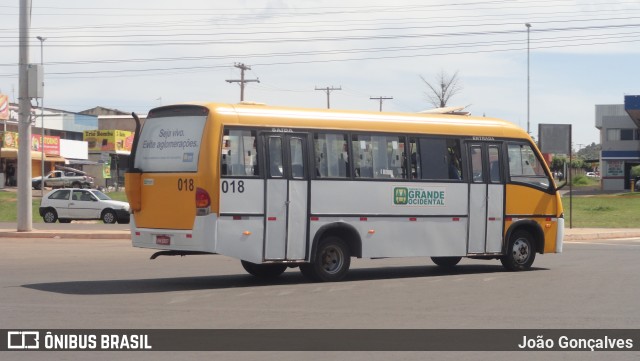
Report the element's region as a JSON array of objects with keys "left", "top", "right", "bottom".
[
  {"left": 302, "top": 223, "right": 361, "bottom": 282},
  {"left": 502, "top": 221, "right": 543, "bottom": 271},
  {"left": 309, "top": 222, "right": 362, "bottom": 261},
  {"left": 504, "top": 220, "right": 545, "bottom": 255}
]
